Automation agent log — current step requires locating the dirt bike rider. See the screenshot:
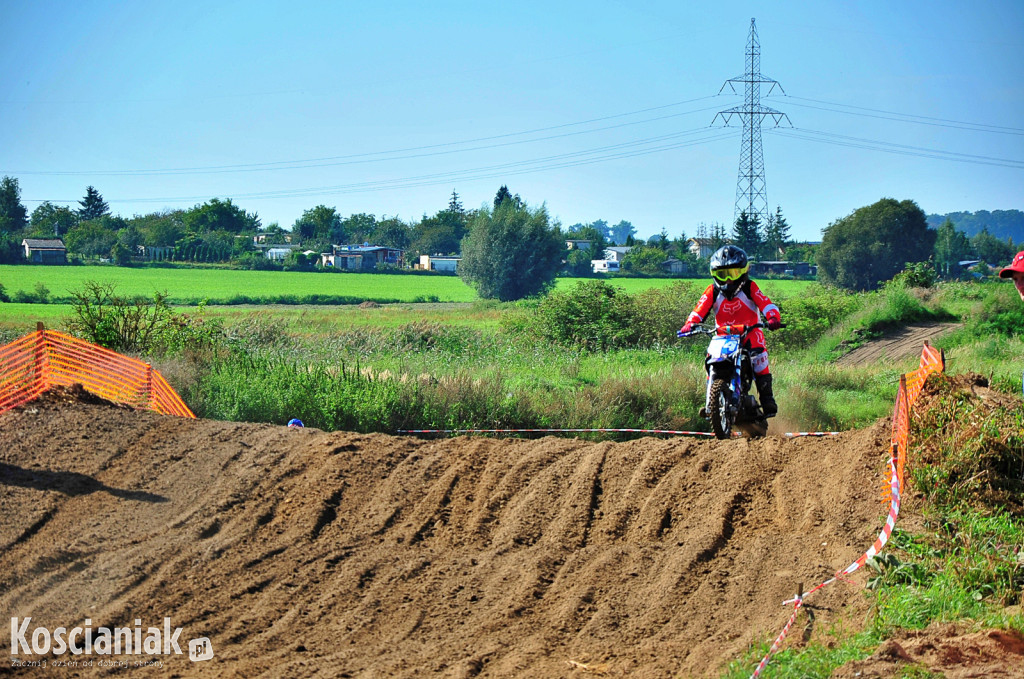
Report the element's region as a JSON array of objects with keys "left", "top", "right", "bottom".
[{"left": 679, "top": 245, "right": 783, "bottom": 416}]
